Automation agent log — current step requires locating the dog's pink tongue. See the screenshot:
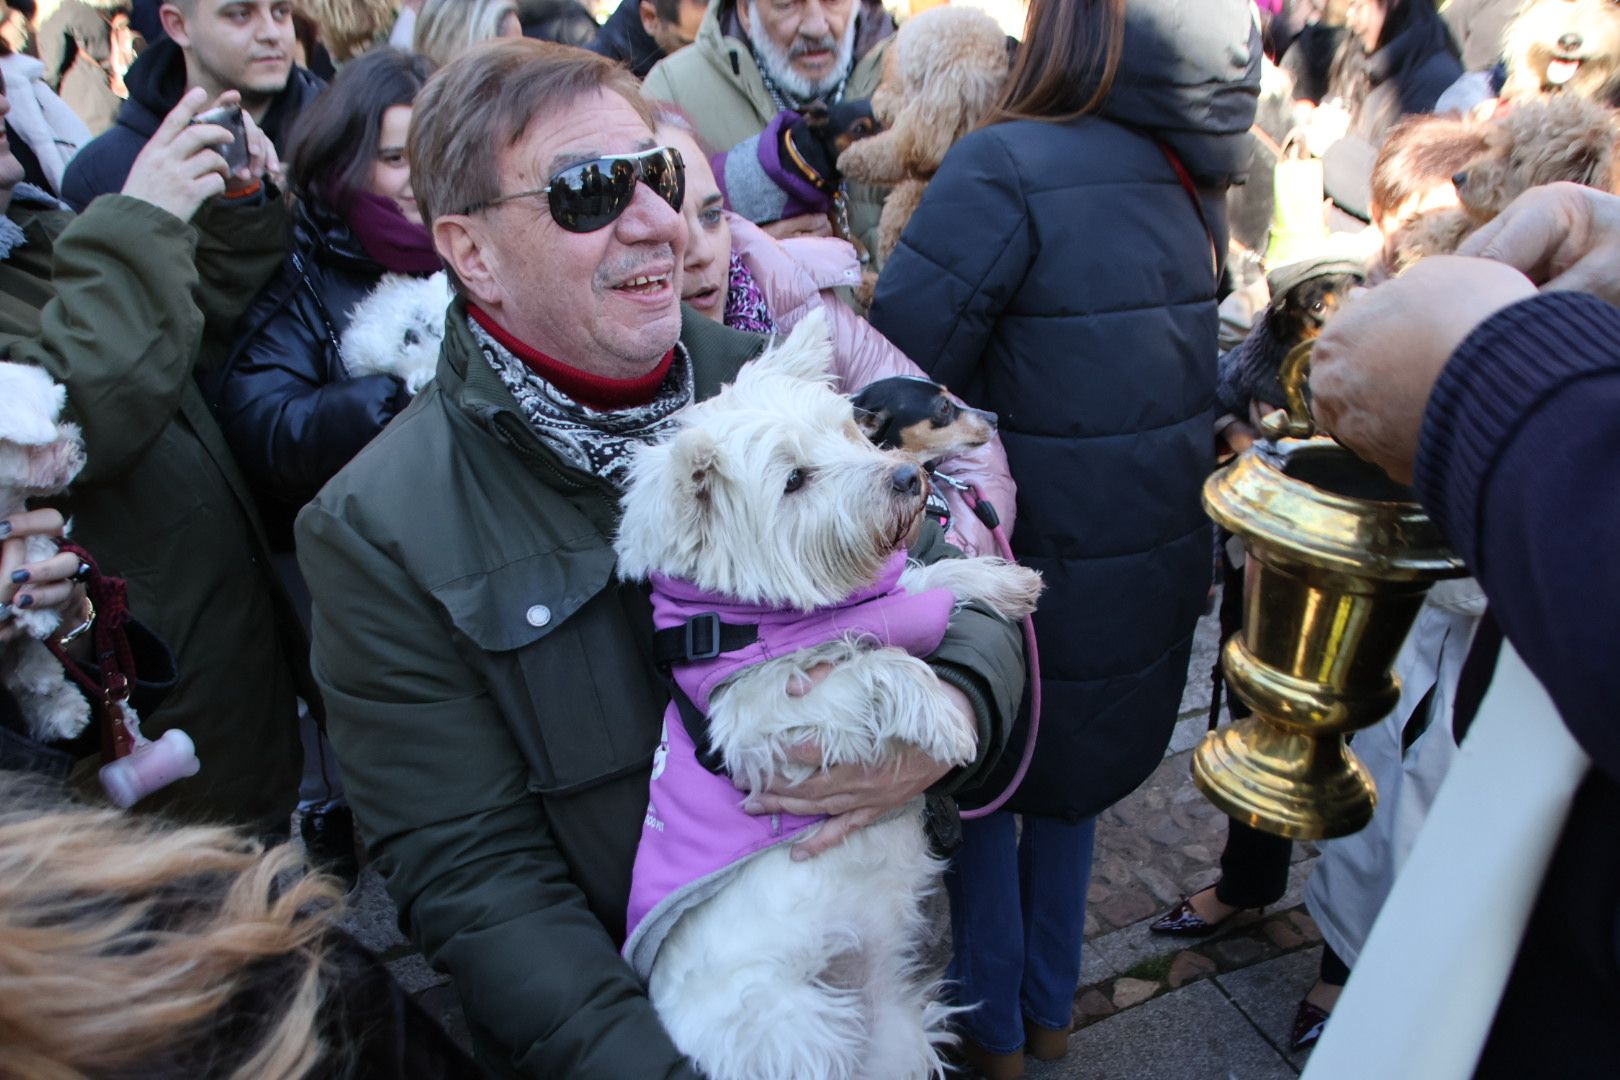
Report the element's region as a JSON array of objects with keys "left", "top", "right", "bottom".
[{"left": 1548, "top": 58, "right": 1581, "bottom": 85}]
